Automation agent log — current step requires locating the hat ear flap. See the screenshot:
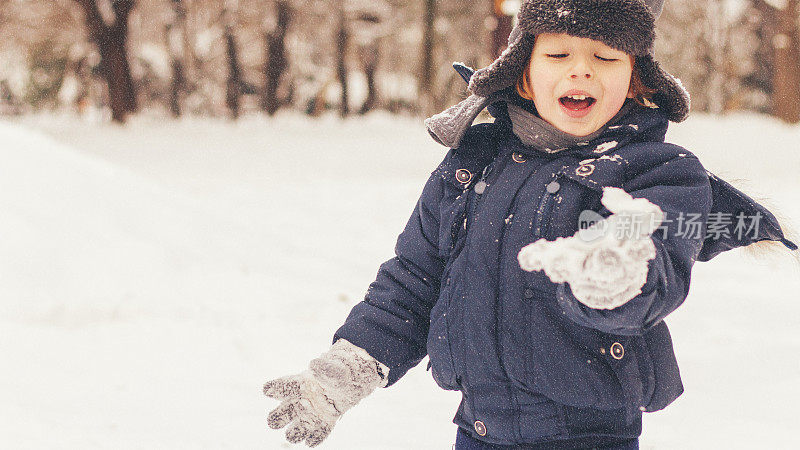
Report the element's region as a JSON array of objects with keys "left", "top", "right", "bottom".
[
  {"left": 635, "top": 55, "right": 691, "bottom": 122},
  {"left": 468, "top": 33, "right": 535, "bottom": 97}
]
